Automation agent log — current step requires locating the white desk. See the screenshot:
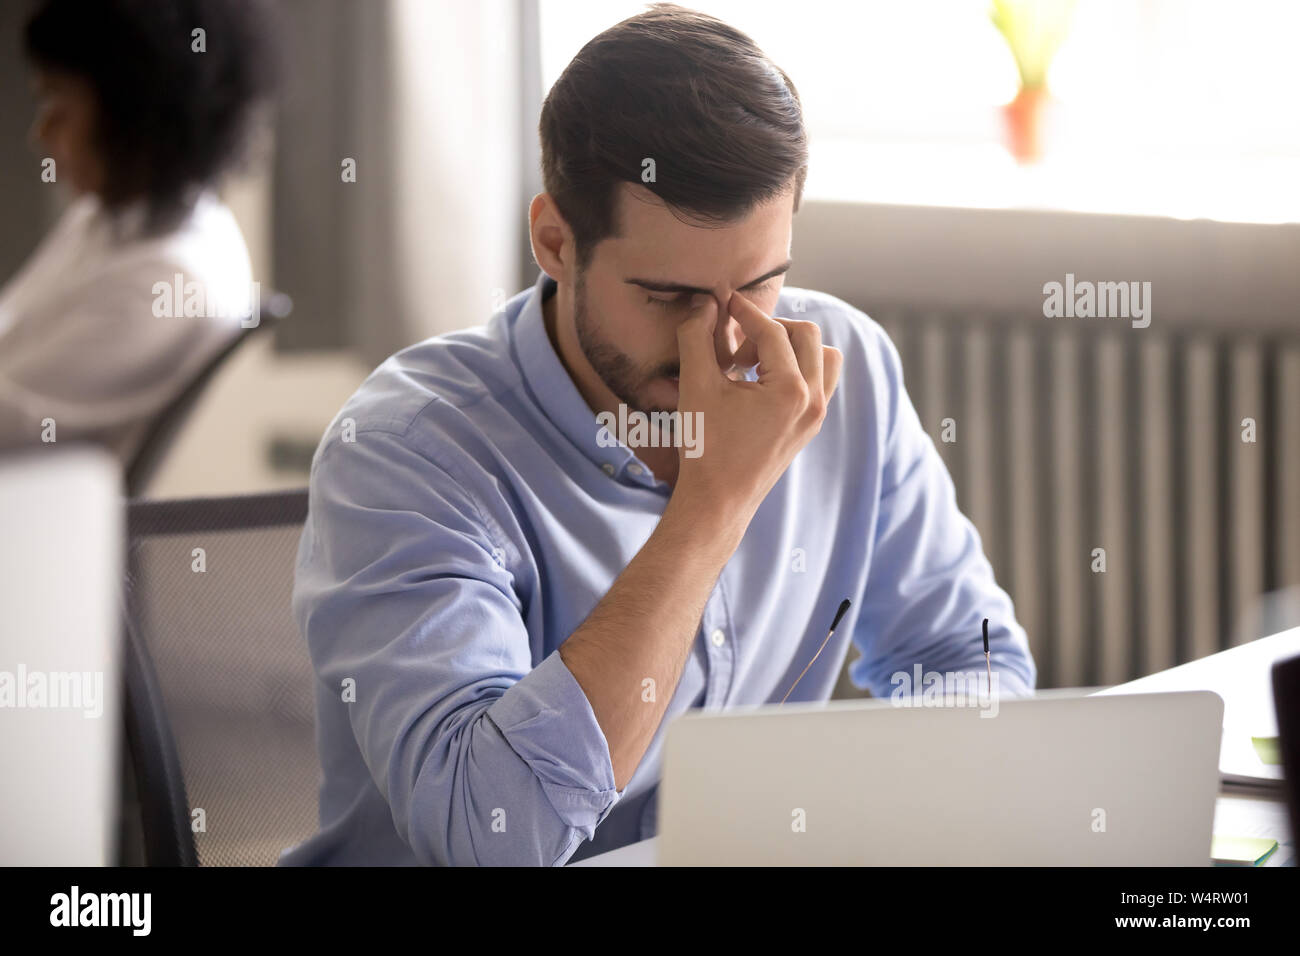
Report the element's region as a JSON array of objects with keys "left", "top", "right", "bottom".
[
  {"left": 575, "top": 629, "right": 1300, "bottom": 867},
  {"left": 1212, "top": 791, "right": 1294, "bottom": 867},
  {"left": 1096, "top": 628, "right": 1300, "bottom": 786}
]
